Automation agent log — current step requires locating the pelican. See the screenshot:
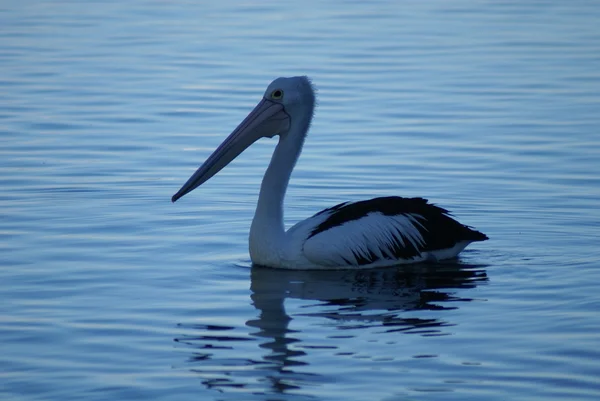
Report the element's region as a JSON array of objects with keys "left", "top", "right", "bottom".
[{"left": 172, "top": 76, "right": 488, "bottom": 269}]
